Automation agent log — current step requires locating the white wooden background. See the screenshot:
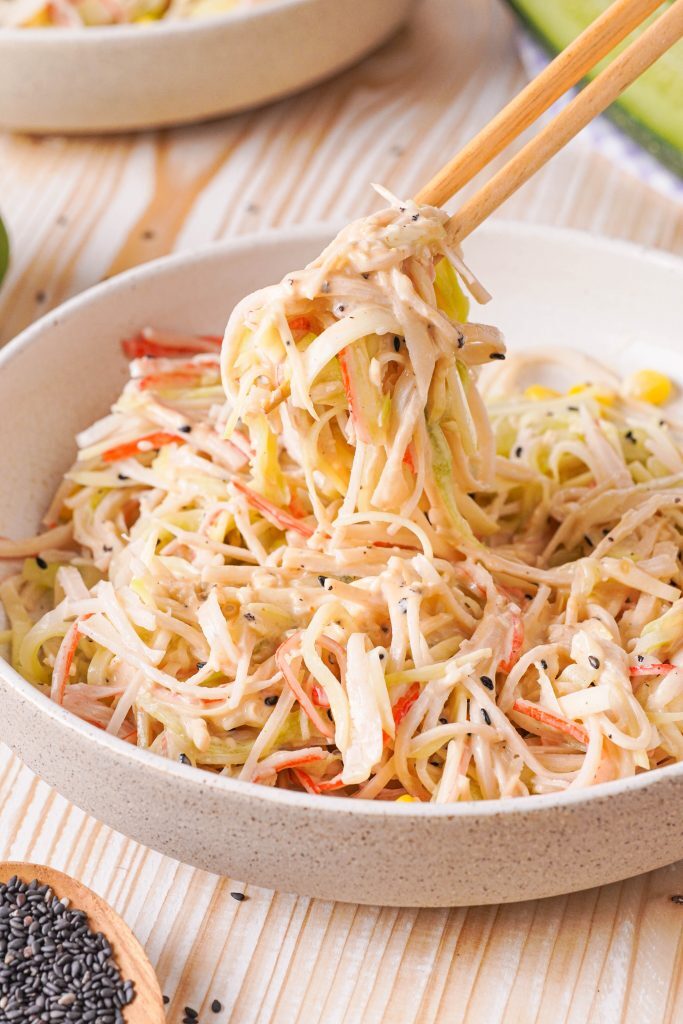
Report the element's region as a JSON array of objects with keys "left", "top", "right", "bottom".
[{"left": 1, "top": 1, "right": 683, "bottom": 1021}]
